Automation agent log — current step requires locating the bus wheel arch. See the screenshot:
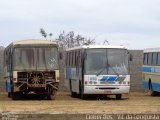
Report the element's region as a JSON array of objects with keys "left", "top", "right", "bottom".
[{"left": 148, "top": 78, "right": 158, "bottom": 96}]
